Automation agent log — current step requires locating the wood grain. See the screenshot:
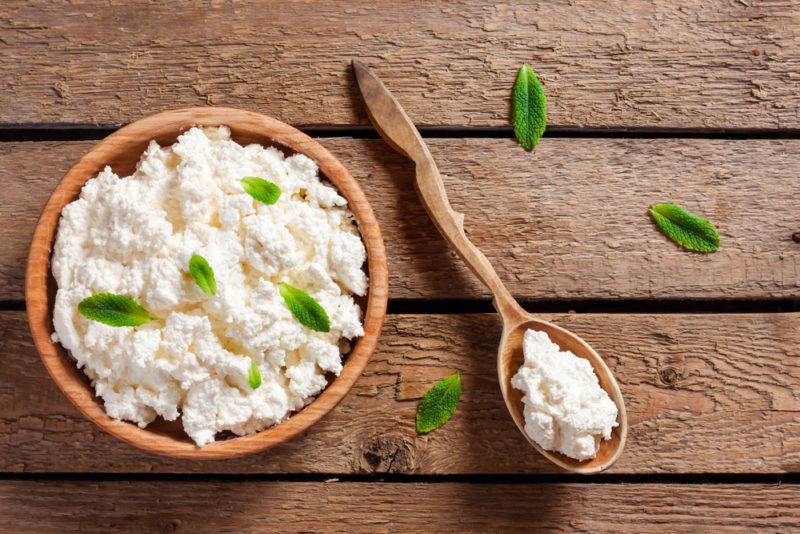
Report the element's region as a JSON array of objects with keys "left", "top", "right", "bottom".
[
  {"left": 3, "top": 138, "right": 799, "bottom": 302},
  {"left": 0, "top": 1, "right": 797, "bottom": 129},
  {"left": 0, "top": 480, "right": 798, "bottom": 532},
  {"left": 2, "top": 310, "right": 799, "bottom": 474},
  {"left": 24, "top": 108, "right": 388, "bottom": 459}
]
